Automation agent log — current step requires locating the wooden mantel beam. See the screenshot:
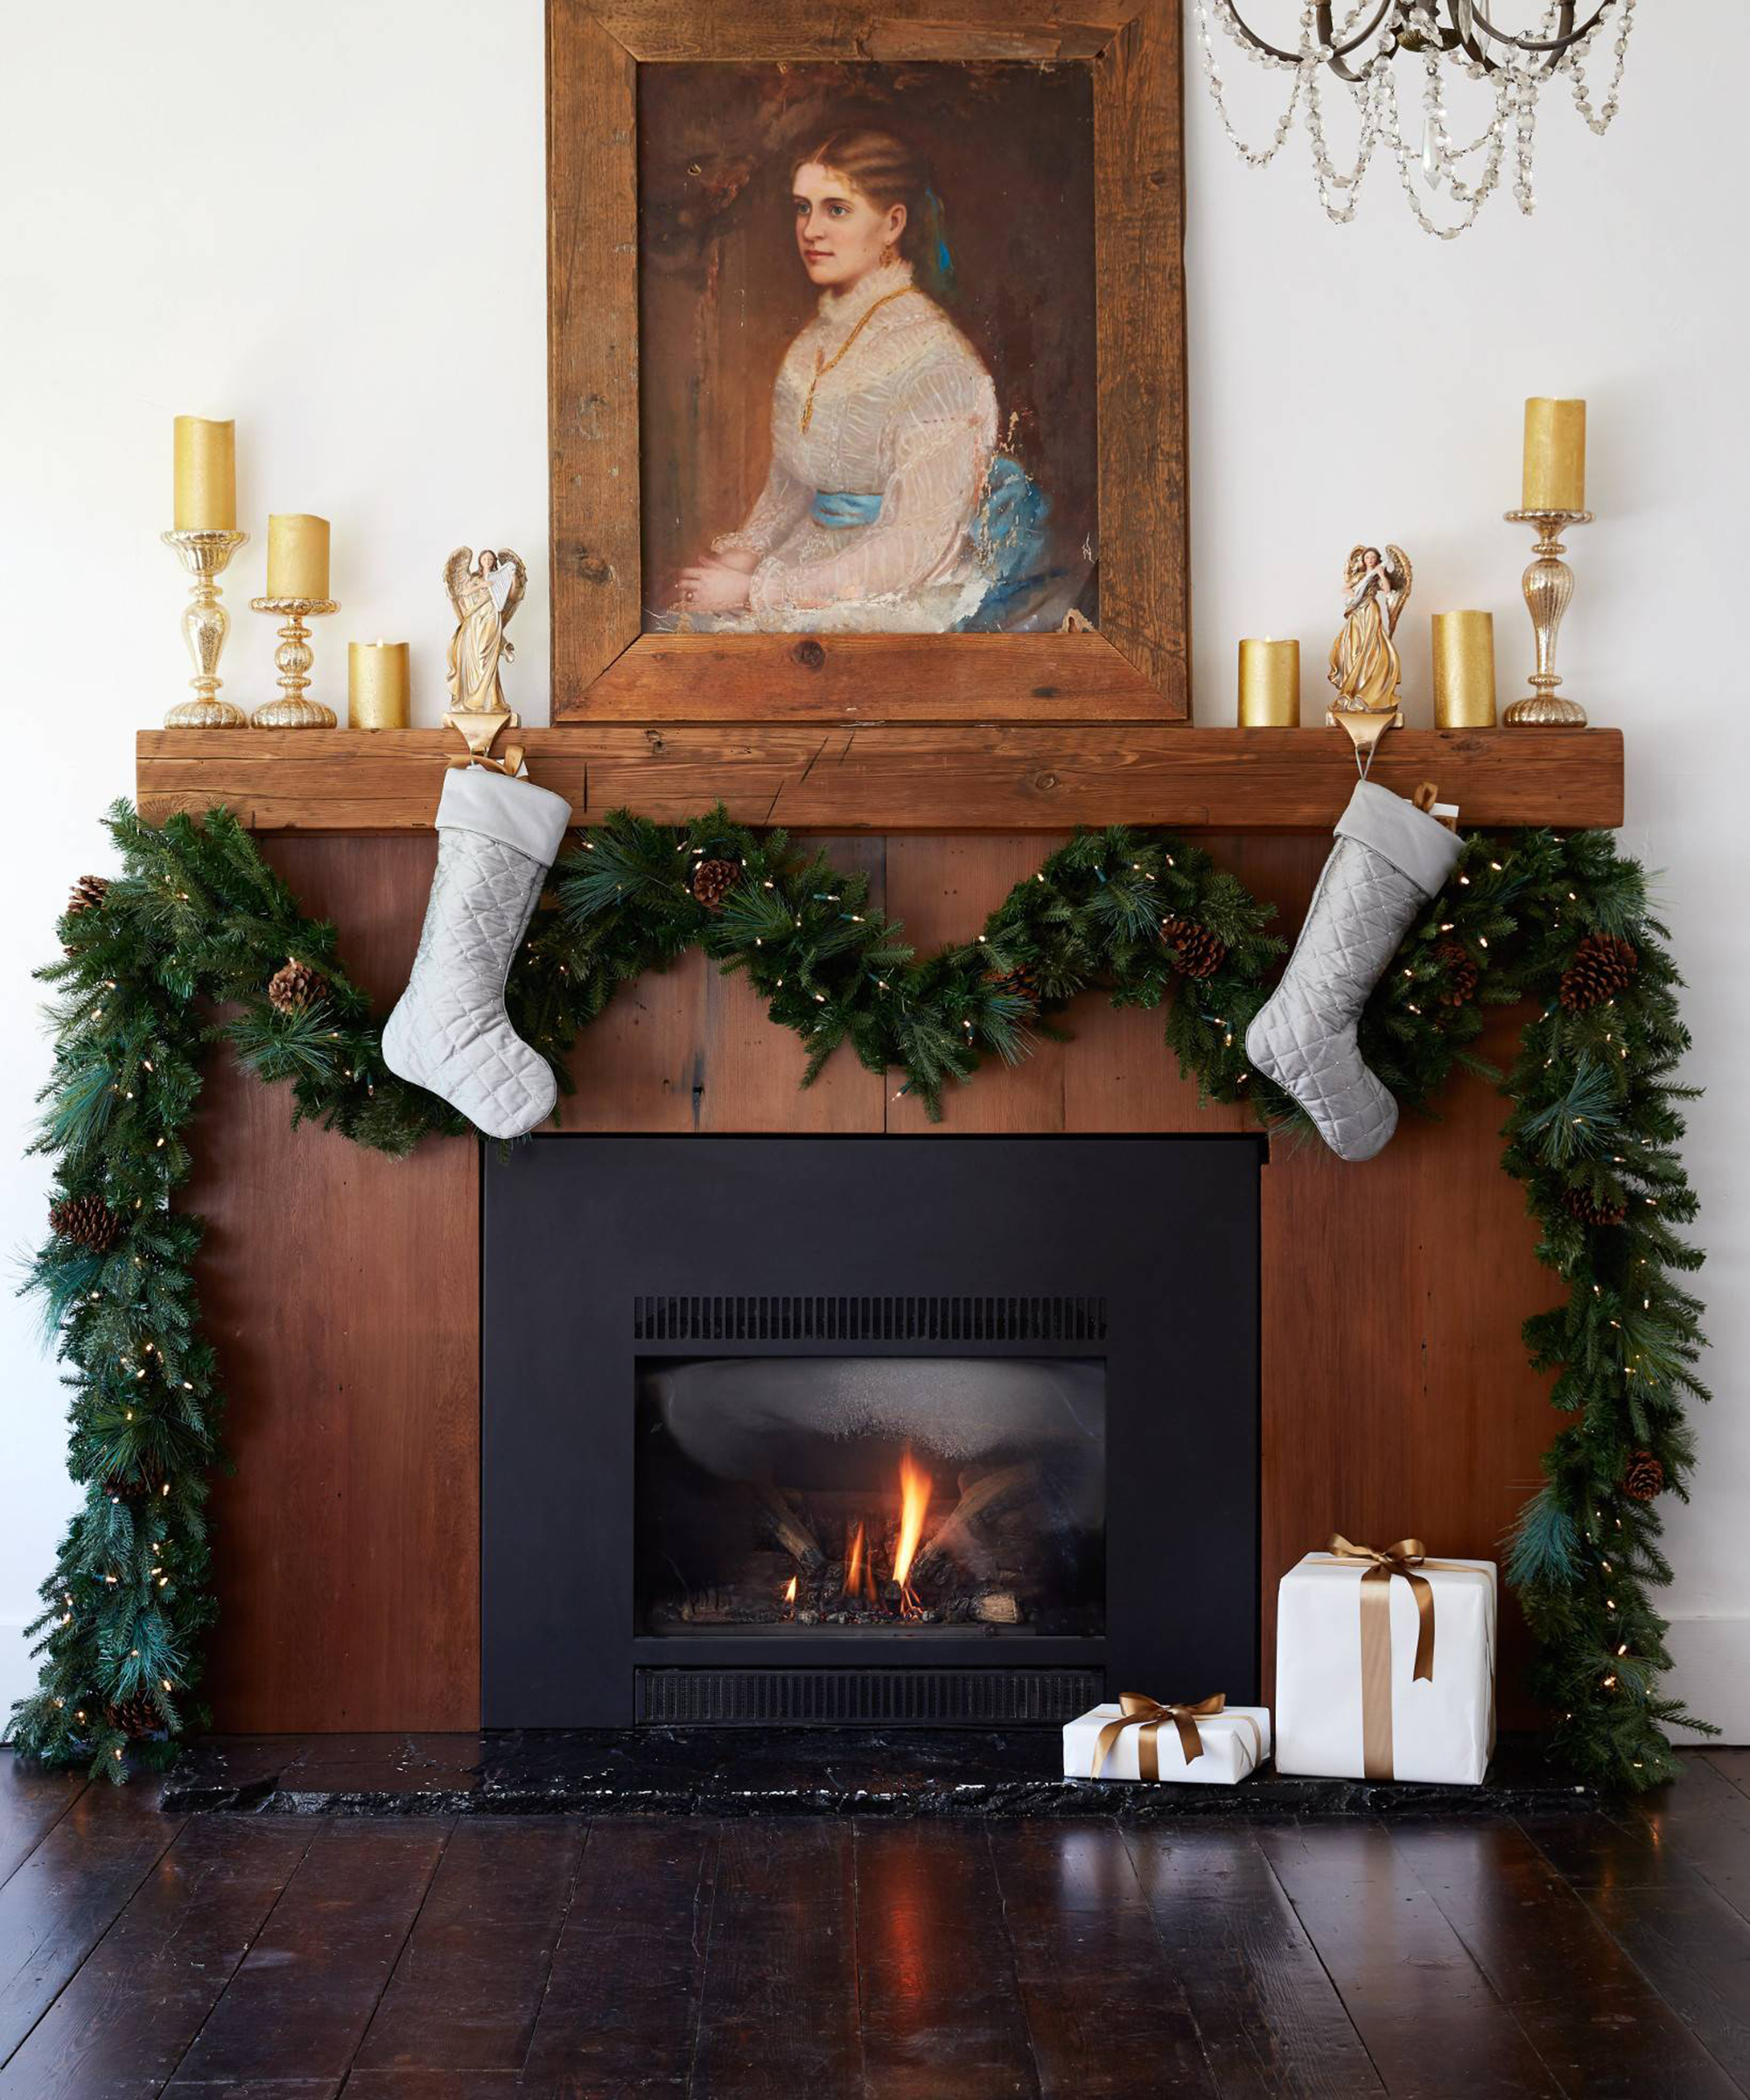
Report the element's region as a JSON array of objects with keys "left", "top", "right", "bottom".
[{"left": 136, "top": 724, "right": 1625, "bottom": 834}]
